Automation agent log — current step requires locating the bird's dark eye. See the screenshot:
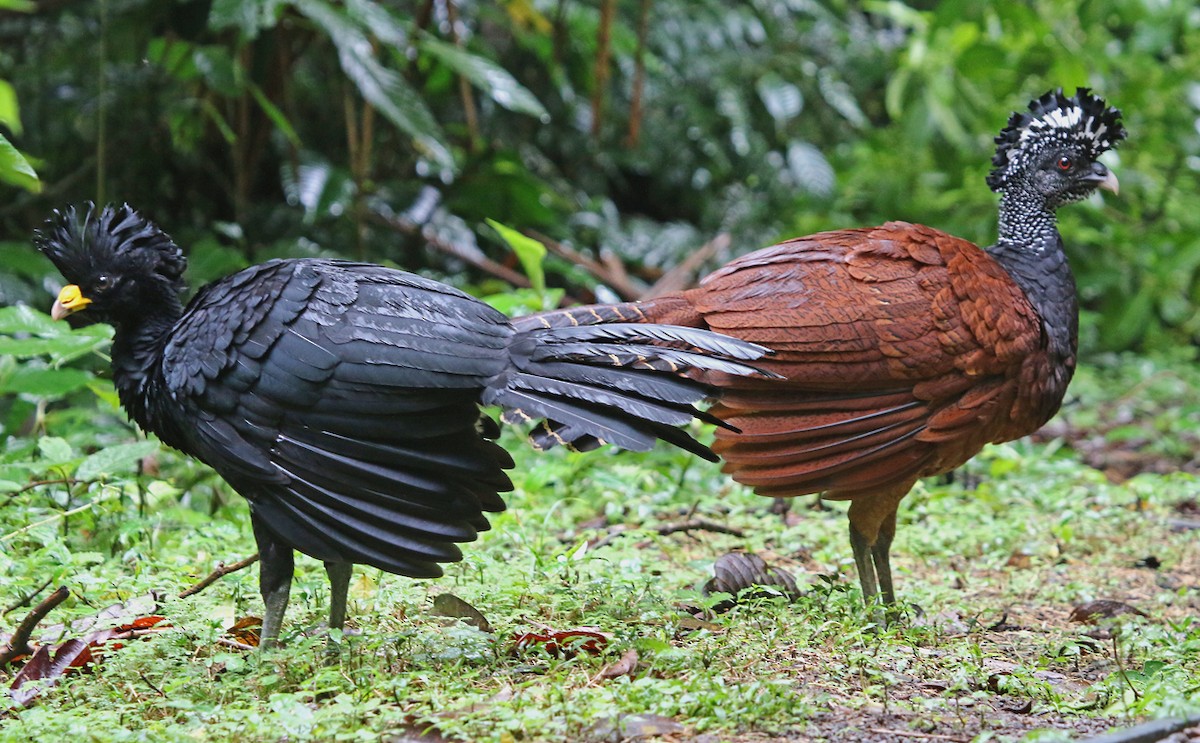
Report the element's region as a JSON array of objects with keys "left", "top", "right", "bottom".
[
  {"left": 1056, "top": 156, "right": 1073, "bottom": 171},
  {"left": 95, "top": 275, "right": 112, "bottom": 290}
]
